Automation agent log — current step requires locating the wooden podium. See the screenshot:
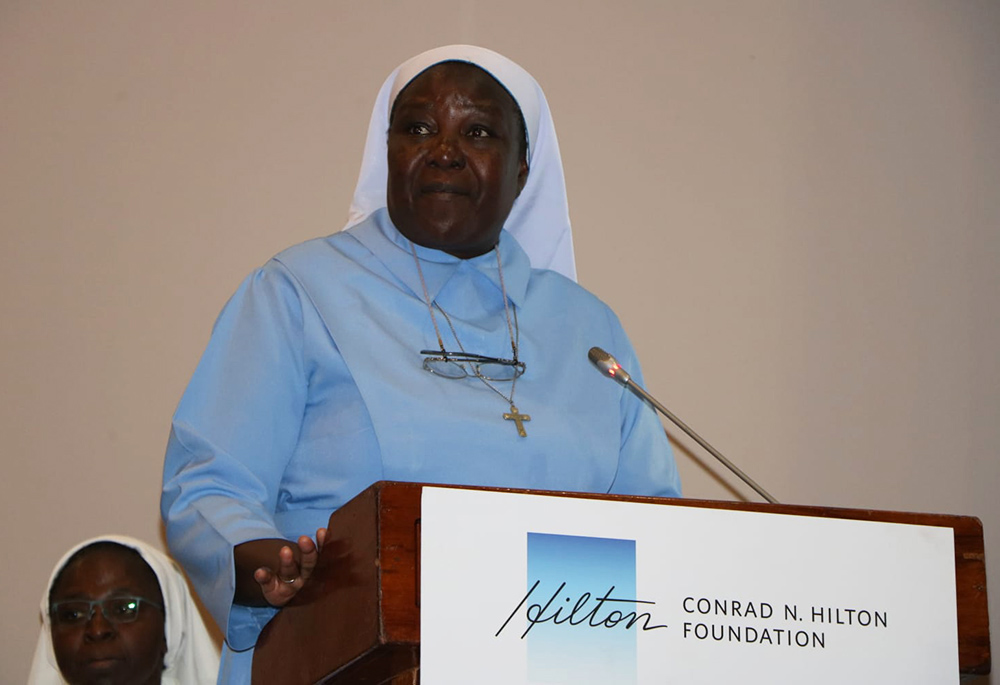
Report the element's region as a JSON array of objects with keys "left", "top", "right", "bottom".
[{"left": 252, "top": 481, "right": 990, "bottom": 684}]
